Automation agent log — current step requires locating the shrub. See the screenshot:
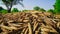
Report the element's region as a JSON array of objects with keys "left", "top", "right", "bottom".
[
  {"left": 33, "top": 6, "right": 40, "bottom": 11},
  {"left": 12, "top": 8, "right": 19, "bottom": 13},
  {"left": 0, "top": 7, "right": 4, "bottom": 11},
  {"left": 39, "top": 8, "right": 46, "bottom": 12},
  {"left": 47, "top": 9, "right": 55, "bottom": 14},
  {"left": 1, "top": 9, "right": 8, "bottom": 14}
]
